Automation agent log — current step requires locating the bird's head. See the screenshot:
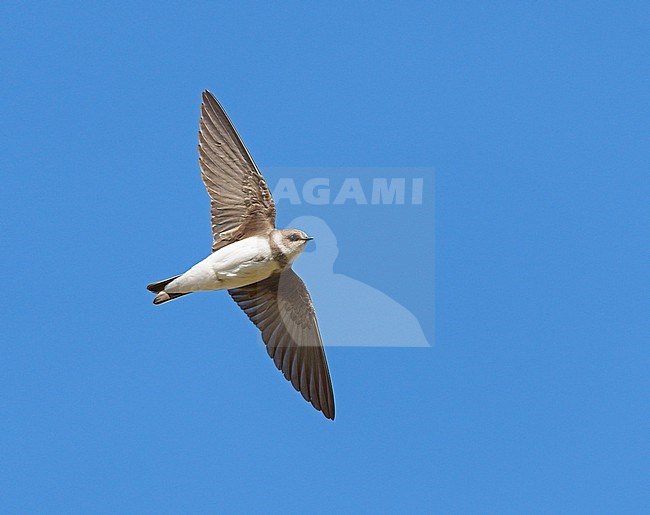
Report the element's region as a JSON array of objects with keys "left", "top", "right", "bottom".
[{"left": 275, "top": 228, "right": 314, "bottom": 260}]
